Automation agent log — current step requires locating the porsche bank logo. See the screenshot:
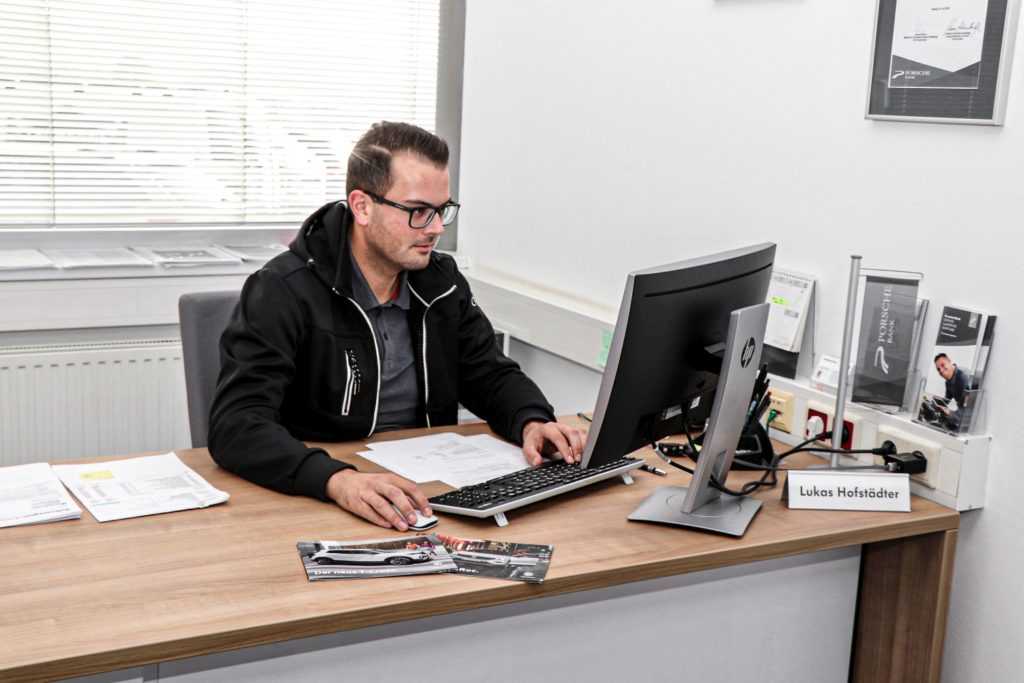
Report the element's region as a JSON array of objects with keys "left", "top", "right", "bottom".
[{"left": 740, "top": 337, "right": 756, "bottom": 368}]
